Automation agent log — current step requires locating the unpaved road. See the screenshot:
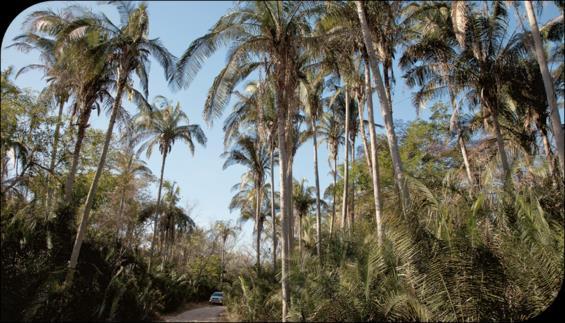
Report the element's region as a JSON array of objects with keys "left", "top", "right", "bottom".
[{"left": 162, "top": 305, "right": 226, "bottom": 322}]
